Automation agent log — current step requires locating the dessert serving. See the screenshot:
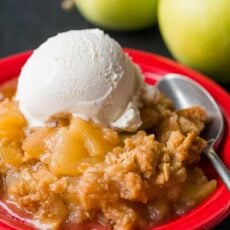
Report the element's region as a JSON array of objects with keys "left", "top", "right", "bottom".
[{"left": 0, "top": 29, "right": 217, "bottom": 230}]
